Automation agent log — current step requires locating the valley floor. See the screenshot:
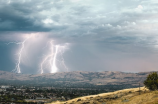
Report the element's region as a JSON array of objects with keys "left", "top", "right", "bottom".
[{"left": 47, "top": 87, "right": 158, "bottom": 104}]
